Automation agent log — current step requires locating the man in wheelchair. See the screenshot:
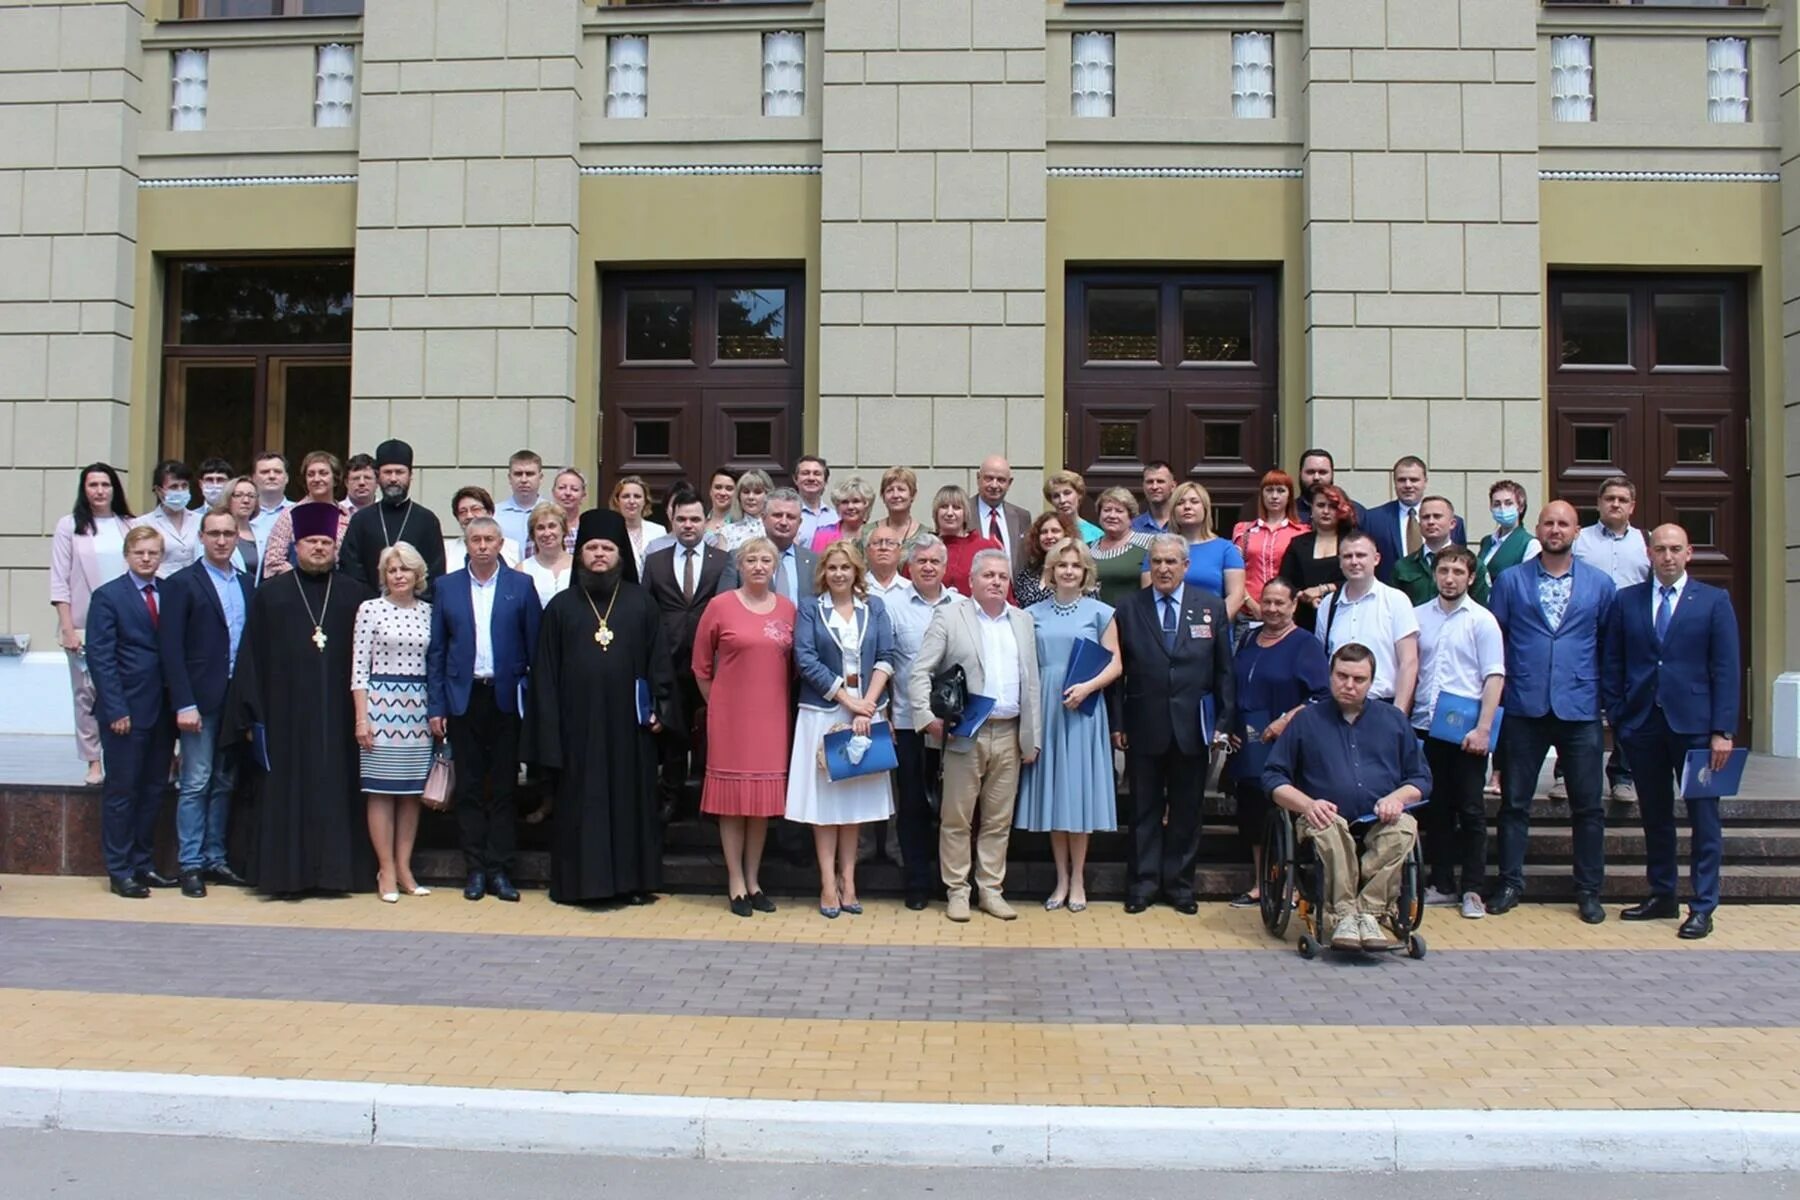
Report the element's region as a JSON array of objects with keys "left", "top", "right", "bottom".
[{"left": 1263, "top": 643, "right": 1431, "bottom": 951}]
